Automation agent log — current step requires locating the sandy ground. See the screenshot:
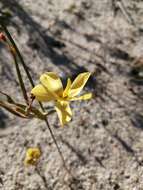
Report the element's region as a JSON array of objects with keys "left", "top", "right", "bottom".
[{"left": 0, "top": 0, "right": 143, "bottom": 189}]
